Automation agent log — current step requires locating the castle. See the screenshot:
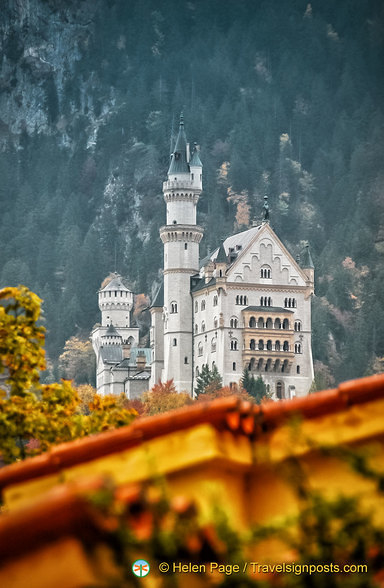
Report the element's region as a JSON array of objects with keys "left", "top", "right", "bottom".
[{"left": 92, "top": 115, "right": 314, "bottom": 400}]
